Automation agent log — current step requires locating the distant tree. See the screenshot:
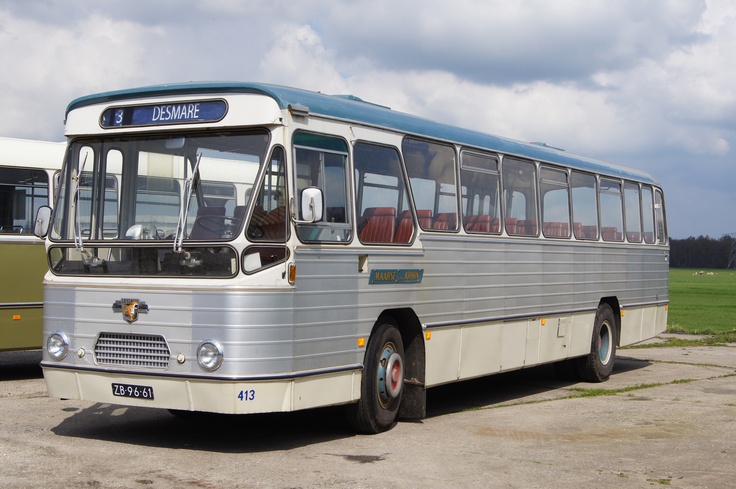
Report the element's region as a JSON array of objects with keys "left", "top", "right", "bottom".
[{"left": 670, "top": 234, "right": 734, "bottom": 268}]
